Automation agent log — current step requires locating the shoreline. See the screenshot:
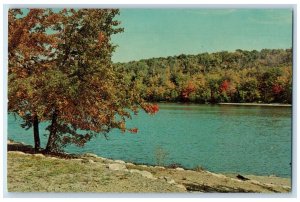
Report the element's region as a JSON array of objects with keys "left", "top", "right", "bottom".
[
  {"left": 218, "top": 103, "right": 291, "bottom": 107},
  {"left": 7, "top": 141, "right": 291, "bottom": 193},
  {"left": 156, "top": 101, "right": 291, "bottom": 107},
  {"left": 7, "top": 140, "right": 290, "bottom": 179}
]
